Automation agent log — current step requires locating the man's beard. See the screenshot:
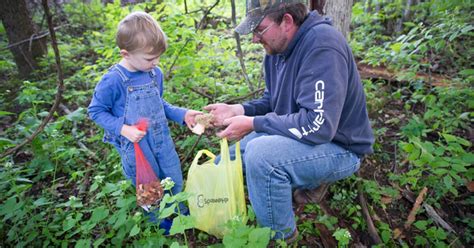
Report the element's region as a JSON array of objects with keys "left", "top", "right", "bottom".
[{"left": 261, "top": 35, "right": 288, "bottom": 55}]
